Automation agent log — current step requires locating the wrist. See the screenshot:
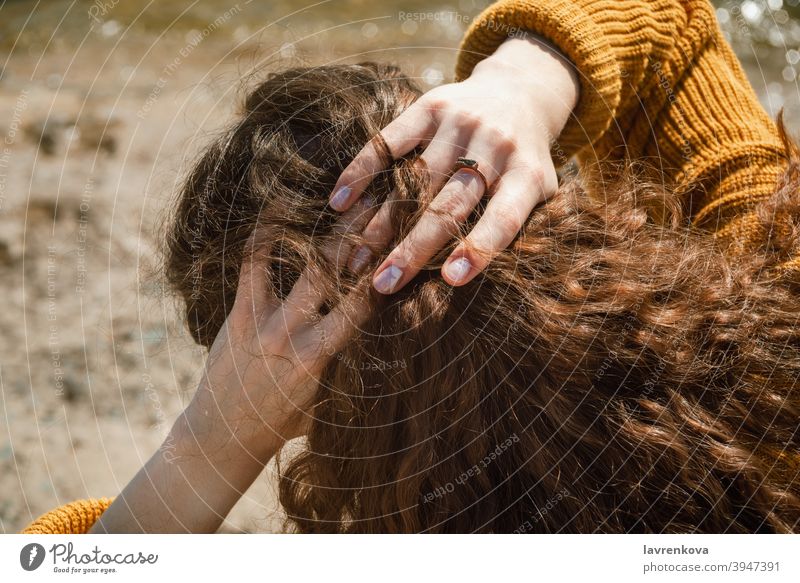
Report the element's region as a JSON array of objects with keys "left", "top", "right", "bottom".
[
  {"left": 471, "top": 32, "right": 579, "bottom": 141},
  {"left": 176, "top": 395, "right": 282, "bottom": 470}
]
